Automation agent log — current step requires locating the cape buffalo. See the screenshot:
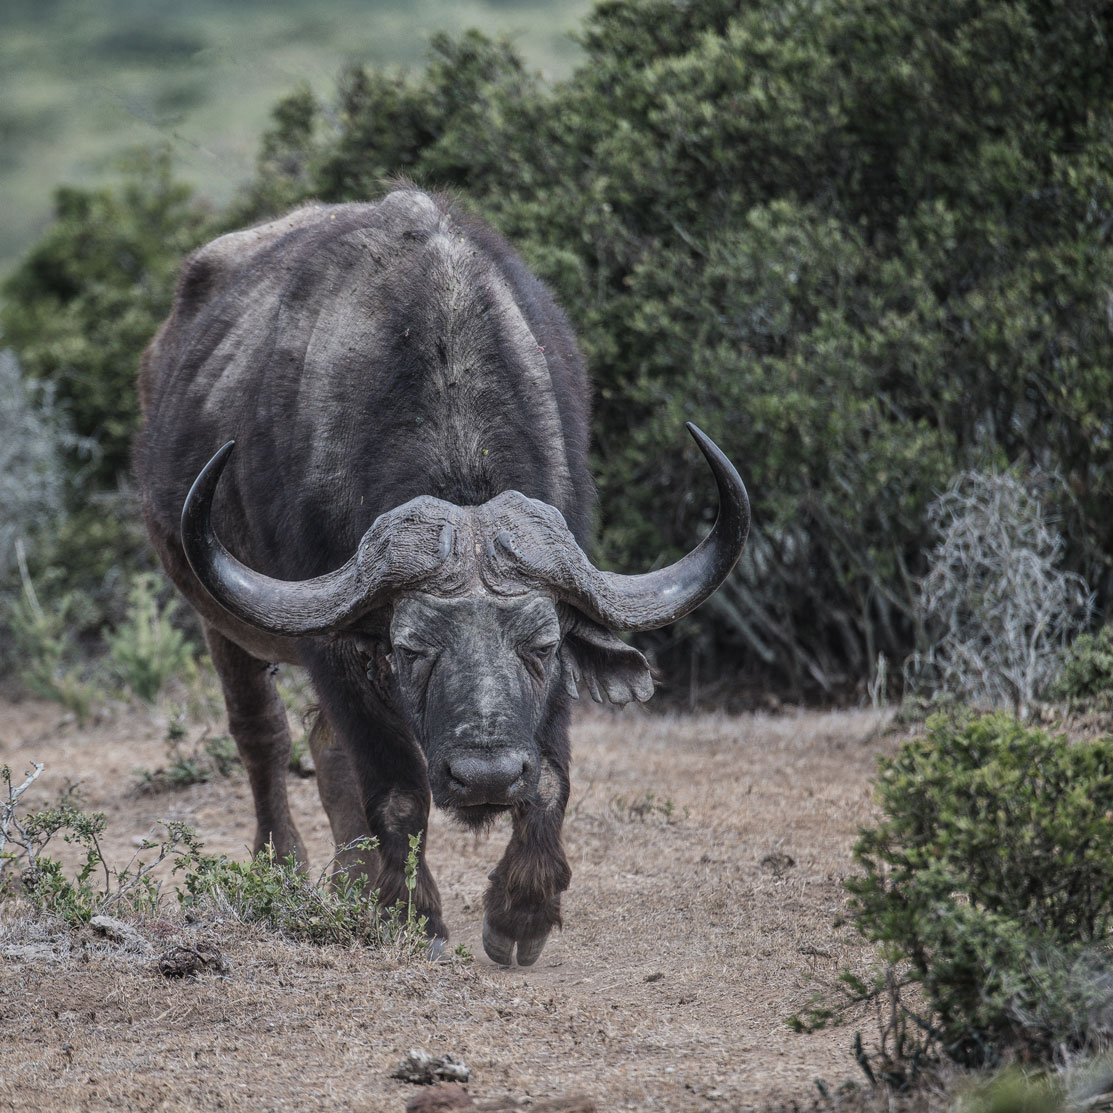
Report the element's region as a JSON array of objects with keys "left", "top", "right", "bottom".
[{"left": 136, "top": 188, "right": 749, "bottom": 965}]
